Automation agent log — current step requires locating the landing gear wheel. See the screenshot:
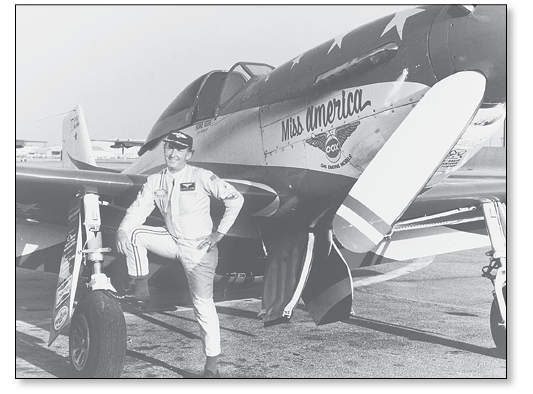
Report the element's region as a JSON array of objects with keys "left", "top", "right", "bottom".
[
  {"left": 490, "top": 286, "right": 506, "bottom": 358},
  {"left": 69, "top": 290, "right": 127, "bottom": 377}
]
